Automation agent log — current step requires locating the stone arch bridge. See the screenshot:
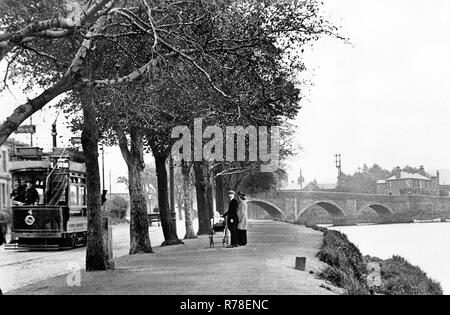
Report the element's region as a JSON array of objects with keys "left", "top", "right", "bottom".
[{"left": 248, "top": 190, "right": 450, "bottom": 224}]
